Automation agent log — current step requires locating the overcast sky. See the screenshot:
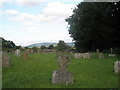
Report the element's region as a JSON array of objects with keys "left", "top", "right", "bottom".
[{"left": 0, "top": 0, "right": 82, "bottom": 46}]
